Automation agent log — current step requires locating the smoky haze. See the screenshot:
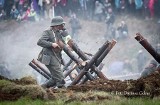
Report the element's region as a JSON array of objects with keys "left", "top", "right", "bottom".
[
  {"left": 0, "top": 16, "right": 159, "bottom": 80},
  {"left": 0, "top": 20, "right": 49, "bottom": 79}
]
